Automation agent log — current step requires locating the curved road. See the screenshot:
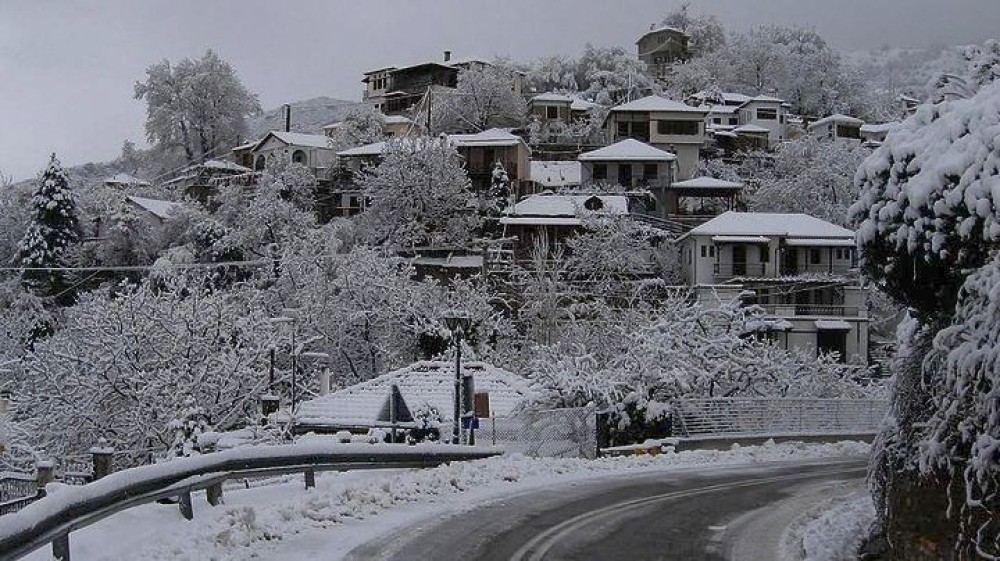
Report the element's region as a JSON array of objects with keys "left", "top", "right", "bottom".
[{"left": 345, "top": 458, "right": 866, "bottom": 561}]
